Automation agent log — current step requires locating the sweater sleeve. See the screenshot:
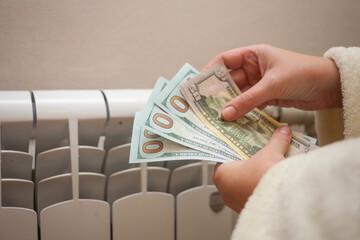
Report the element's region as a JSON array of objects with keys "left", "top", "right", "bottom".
[
  {"left": 324, "top": 47, "right": 360, "bottom": 139},
  {"left": 231, "top": 47, "right": 360, "bottom": 240},
  {"left": 315, "top": 47, "right": 360, "bottom": 145}
]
